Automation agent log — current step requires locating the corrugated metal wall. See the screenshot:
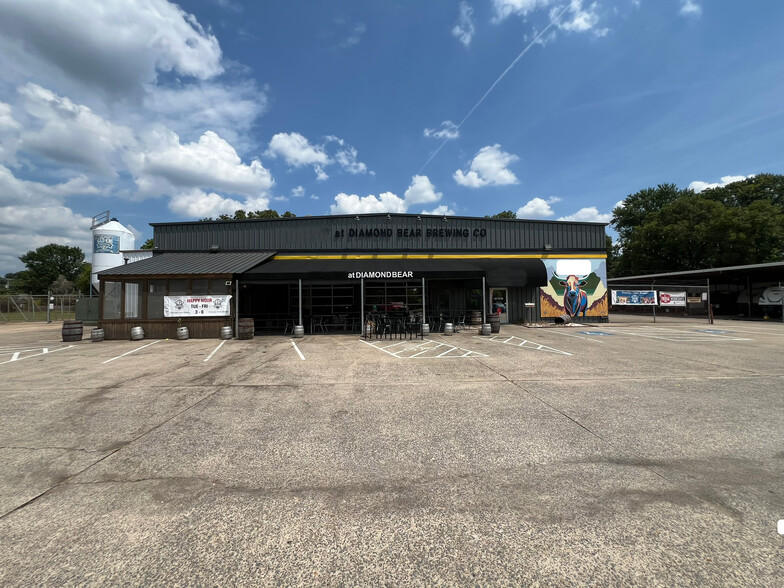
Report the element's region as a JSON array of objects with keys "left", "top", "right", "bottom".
[{"left": 153, "top": 214, "right": 606, "bottom": 253}]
